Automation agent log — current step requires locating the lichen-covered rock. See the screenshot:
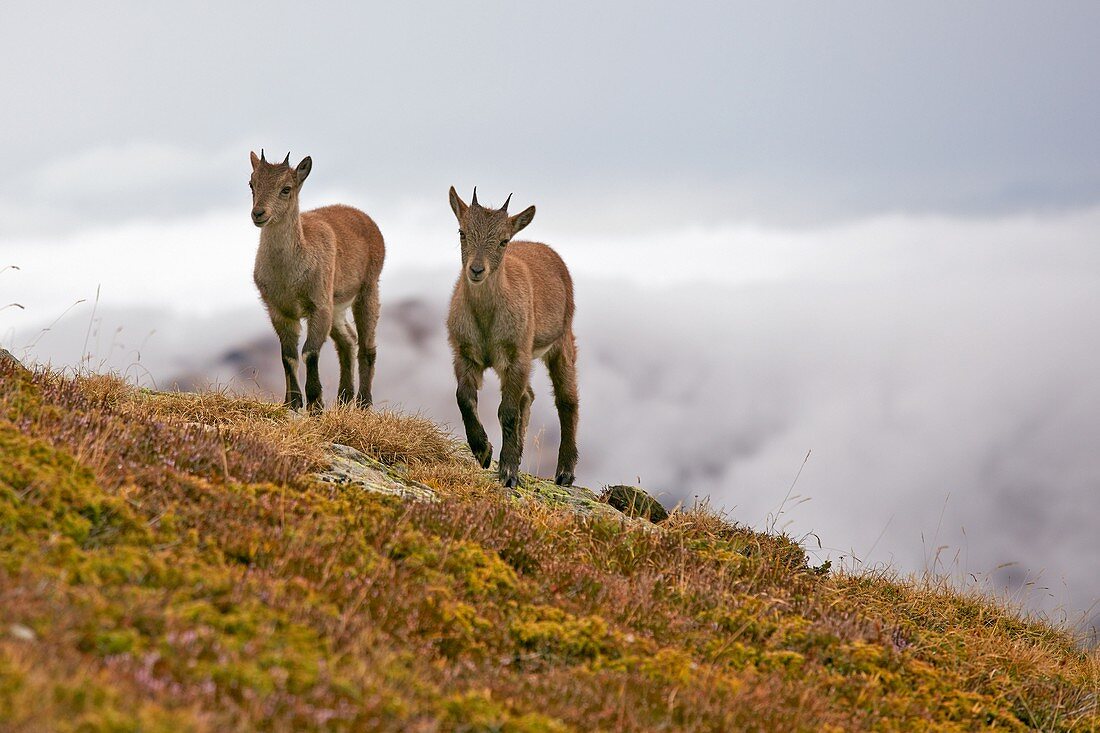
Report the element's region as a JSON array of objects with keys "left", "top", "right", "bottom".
[
  {"left": 333, "top": 440, "right": 652, "bottom": 526},
  {"left": 453, "top": 443, "right": 627, "bottom": 520},
  {"left": 314, "top": 442, "right": 437, "bottom": 501},
  {"left": 600, "top": 485, "right": 670, "bottom": 523},
  {"left": 506, "top": 470, "right": 630, "bottom": 522}
]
